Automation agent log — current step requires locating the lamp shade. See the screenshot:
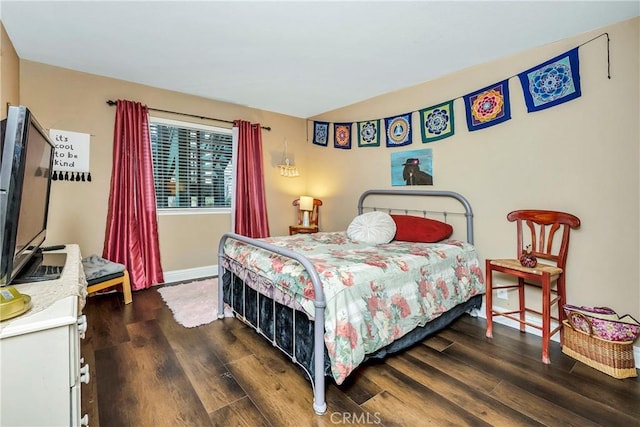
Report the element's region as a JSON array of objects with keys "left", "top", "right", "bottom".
[{"left": 299, "top": 196, "right": 314, "bottom": 211}]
